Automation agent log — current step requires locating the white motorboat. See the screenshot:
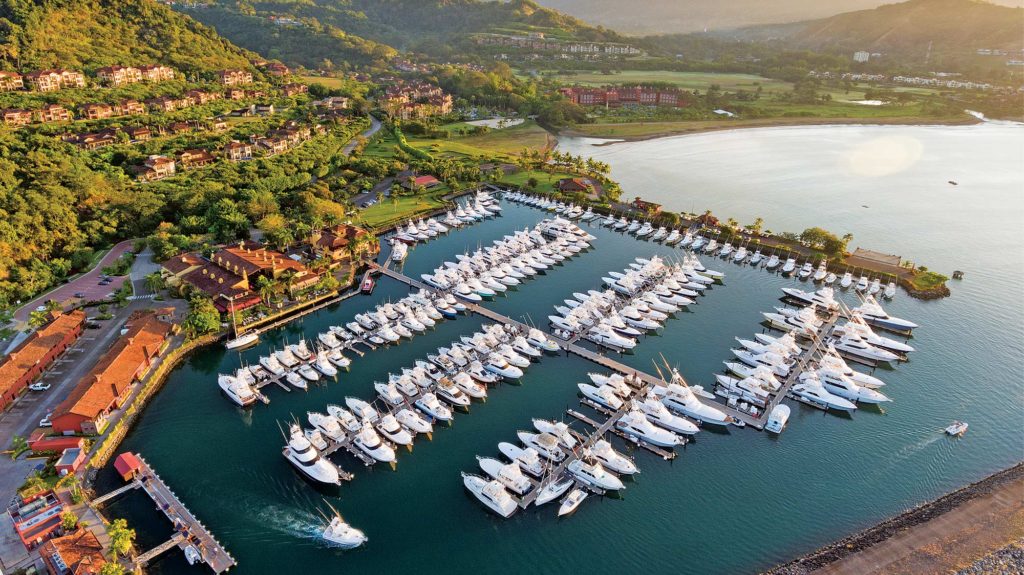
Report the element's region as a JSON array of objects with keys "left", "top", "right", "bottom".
[
  {"left": 733, "top": 246, "right": 748, "bottom": 262},
  {"left": 415, "top": 393, "right": 453, "bottom": 423},
  {"left": 462, "top": 473, "right": 517, "bottom": 518},
  {"left": 396, "top": 408, "right": 433, "bottom": 435},
  {"left": 722, "top": 362, "right": 783, "bottom": 391},
  {"left": 945, "top": 421, "right": 968, "bottom": 437},
  {"left": 732, "top": 348, "right": 792, "bottom": 377},
  {"left": 818, "top": 350, "right": 887, "bottom": 389},
  {"left": 884, "top": 281, "right": 897, "bottom": 299},
  {"left": 868, "top": 278, "right": 882, "bottom": 295},
  {"left": 558, "top": 489, "right": 587, "bottom": 517},
  {"left": 615, "top": 410, "right": 684, "bottom": 447},
  {"left": 831, "top": 333, "right": 900, "bottom": 364},
  {"left": 217, "top": 373, "right": 258, "bottom": 407},
  {"left": 374, "top": 382, "right": 405, "bottom": 407},
  {"left": 714, "top": 374, "right": 772, "bottom": 406},
  {"left": 353, "top": 422, "right": 396, "bottom": 463},
  {"left": 588, "top": 440, "right": 638, "bottom": 475},
  {"left": 532, "top": 419, "right": 577, "bottom": 449},
  {"left": 809, "top": 369, "right": 891, "bottom": 404},
  {"left": 664, "top": 230, "right": 682, "bottom": 245},
  {"left": 797, "top": 262, "right": 814, "bottom": 279},
  {"left": 325, "top": 405, "right": 363, "bottom": 435},
  {"left": 765, "top": 254, "right": 780, "bottom": 270},
  {"left": 749, "top": 250, "right": 763, "bottom": 265},
  {"left": 308, "top": 411, "right": 347, "bottom": 441},
  {"left": 322, "top": 514, "right": 367, "bottom": 549},
  {"left": 637, "top": 396, "right": 700, "bottom": 435},
  {"left": 435, "top": 378, "right": 472, "bottom": 408},
  {"left": 313, "top": 352, "right": 338, "bottom": 377},
  {"left": 790, "top": 372, "right": 857, "bottom": 411},
  {"left": 304, "top": 428, "right": 328, "bottom": 452},
  {"left": 376, "top": 413, "right": 414, "bottom": 446},
  {"left": 298, "top": 364, "right": 320, "bottom": 382},
  {"left": 533, "top": 475, "right": 574, "bottom": 507},
  {"left": 824, "top": 272, "right": 837, "bottom": 285},
  {"left": 282, "top": 423, "right": 341, "bottom": 486},
  {"left": 651, "top": 227, "right": 668, "bottom": 241},
  {"left": 577, "top": 383, "right": 624, "bottom": 410},
  {"left": 781, "top": 258, "right": 796, "bottom": 274},
  {"left": 852, "top": 295, "right": 918, "bottom": 332},
  {"left": 452, "top": 372, "right": 487, "bottom": 399},
  {"left": 856, "top": 275, "right": 870, "bottom": 291},
  {"left": 567, "top": 459, "right": 624, "bottom": 491},
  {"left": 719, "top": 242, "right": 733, "bottom": 257},
  {"left": 586, "top": 323, "right": 637, "bottom": 350},
  {"left": 765, "top": 404, "right": 791, "bottom": 434},
  {"left": 286, "top": 372, "right": 308, "bottom": 391},
  {"left": 225, "top": 332, "right": 259, "bottom": 350},
  {"left": 326, "top": 349, "right": 351, "bottom": 370},
  {"left": 517, "top": 431, "right": 566, "bottom": 462},
  {"left": 345, "top": 396, "right": 379, "bottom": 422},
  {"left": 654, "top": 371, "right": 733, "bottom": 426},
  {"left": 833, "top": 318, "right": 915, "bottom": 354},
  {"left": 478, "top": 457, "right": 532, "bottom": 496},
  {"left": 498, "top": 442, "right": 546, "bottom": 477},
  {"left": 484, "top": 354, "right": 523, "bottom": 379},
  {"left": 260, "top": 354, "right": 286, "bottom": 376},
  {"left": 318, "top": 331, "right": 342, "bottom": 349},
  {"left": 813, "top": 262, "right": 828, "bottom": 282},
  {"left": 840, "top": 272, "right": 854, "bottom": 288},
  {"left": 781, "top": 286, "right": 840, "bottom": 310}
]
